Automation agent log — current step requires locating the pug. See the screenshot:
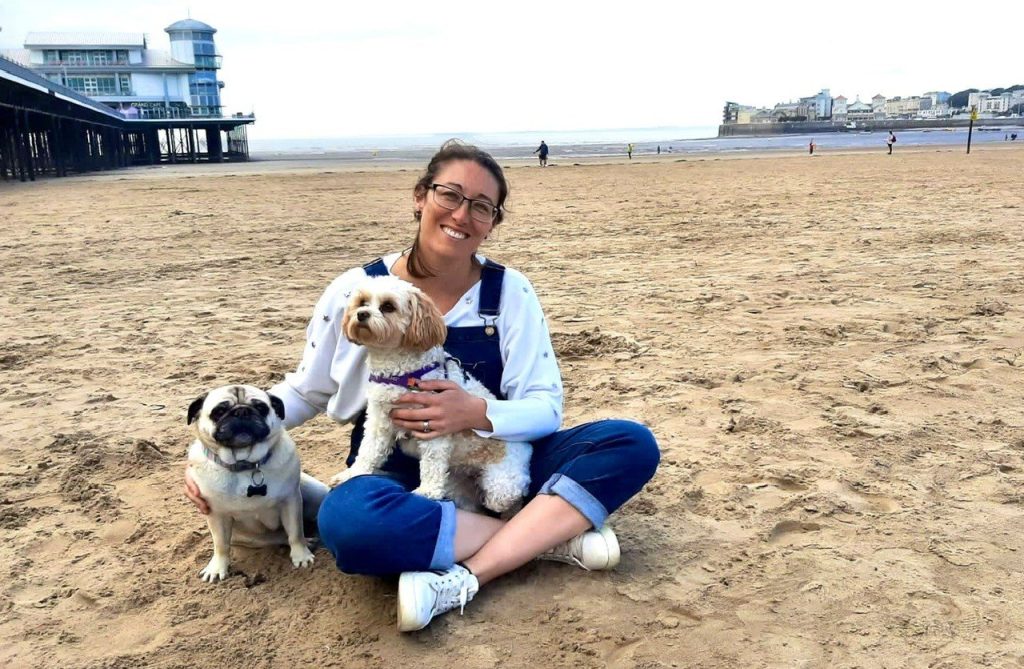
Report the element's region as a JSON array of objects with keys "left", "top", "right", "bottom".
[{"left": 186, "top": 384, "right": 314, "bottom": 582}]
